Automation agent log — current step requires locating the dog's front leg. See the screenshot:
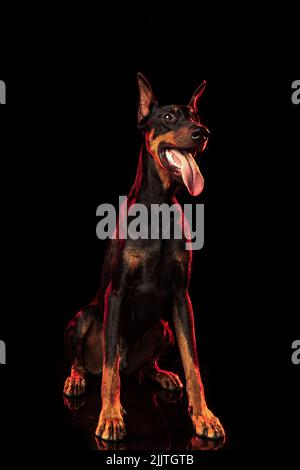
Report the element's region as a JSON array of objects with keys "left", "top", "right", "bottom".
[
  {"left": 95, "top": 288, "right": 126, "bottom": 441},
  {"left": 173, "top": 288, "right": 225, "bottom": 440}
]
